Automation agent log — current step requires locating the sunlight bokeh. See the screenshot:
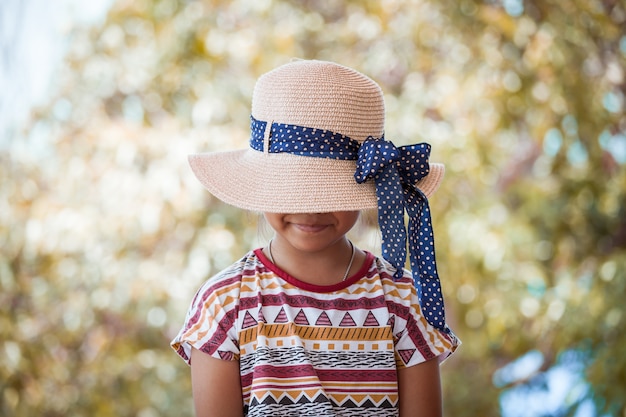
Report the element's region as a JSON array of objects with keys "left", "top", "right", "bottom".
[{"left": 2, "top": 0, "right": 625, "bottom": 416}]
